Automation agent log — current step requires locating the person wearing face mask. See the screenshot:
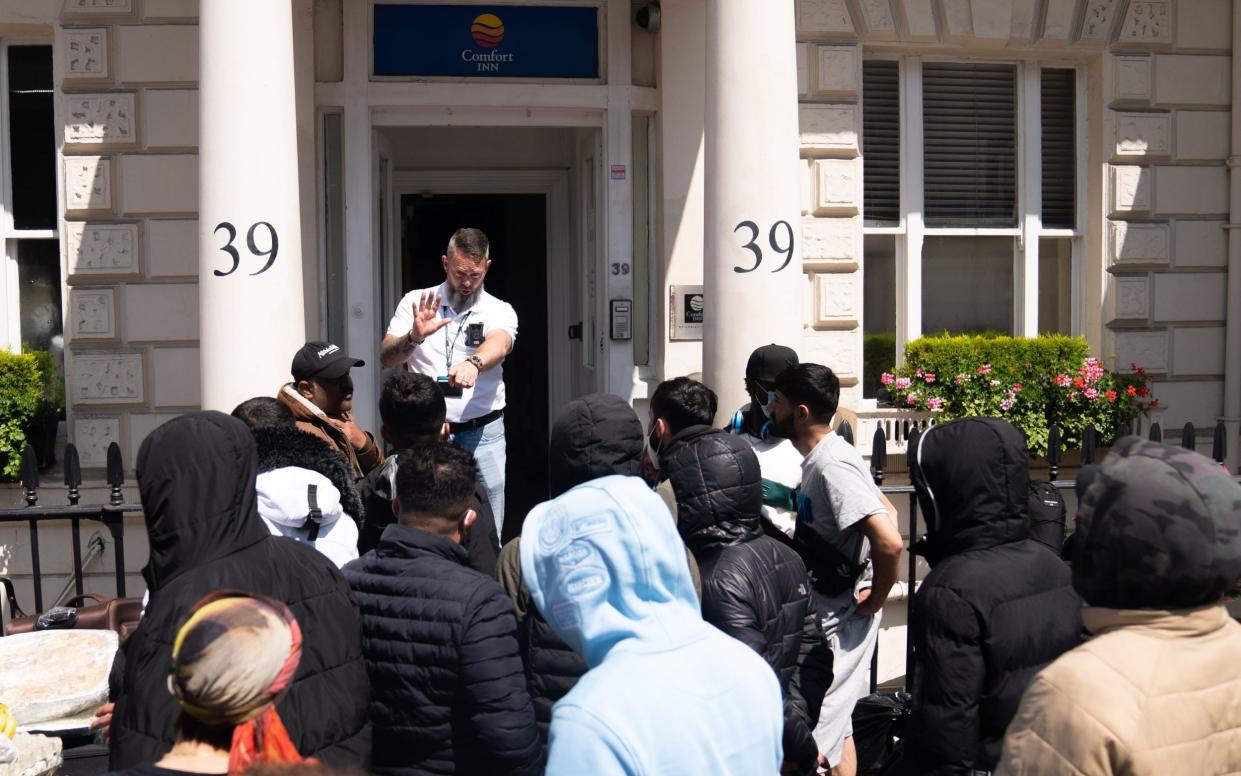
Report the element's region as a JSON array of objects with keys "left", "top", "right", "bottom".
[{"left": 646, "top": 377, "right": 719, "bottom": 519}]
